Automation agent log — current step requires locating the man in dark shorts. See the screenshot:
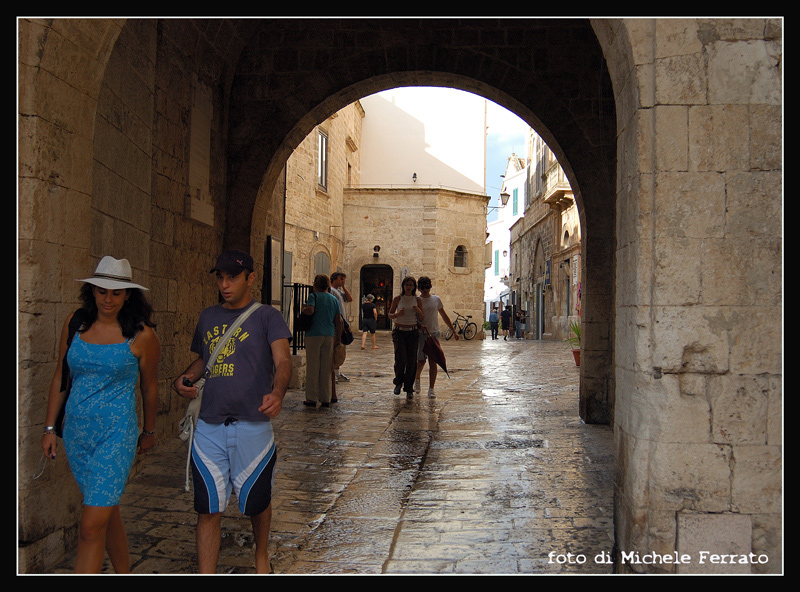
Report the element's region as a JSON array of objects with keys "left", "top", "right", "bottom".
[
  {"left": 173, "top": 250, "right": 292, "bottom": 573},
  {"left": 361, "top": 294, "right": 378, "bottom": 349},
  {"left": 500, "top": 304, "right": 513, "bottom": 341}
]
